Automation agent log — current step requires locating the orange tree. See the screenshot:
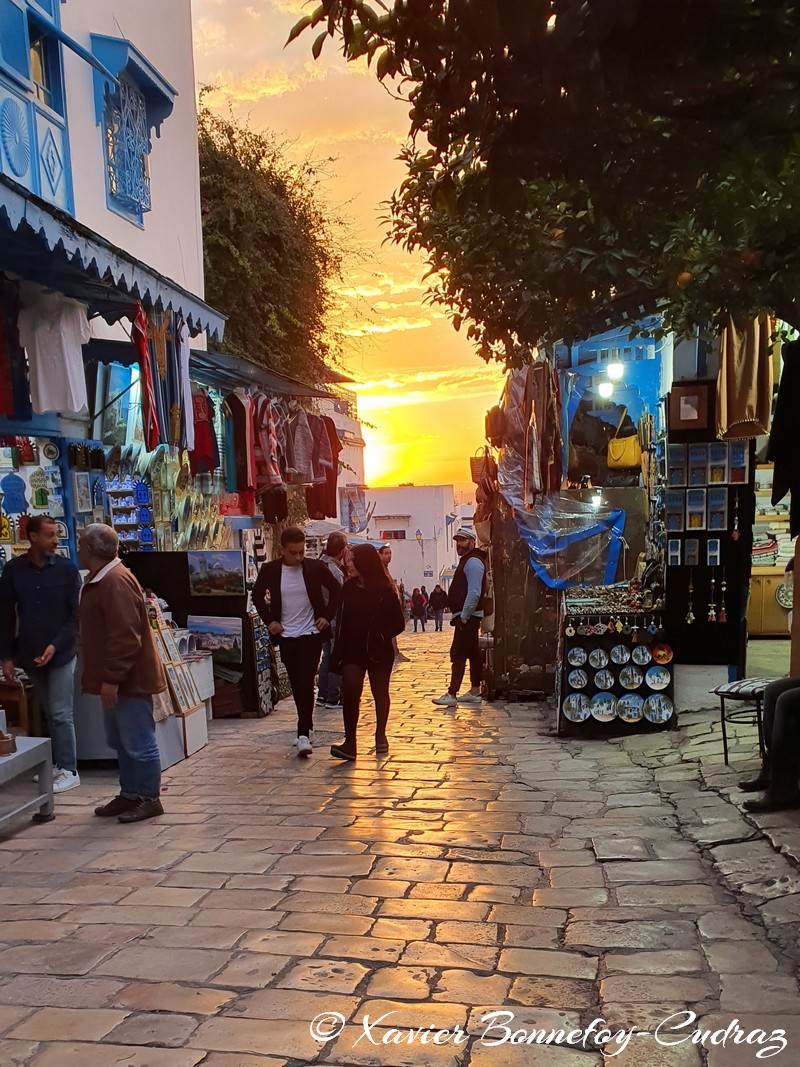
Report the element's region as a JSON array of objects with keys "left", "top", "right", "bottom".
[{"left": 293, "top": 0, "right": 800, "bottom": 362}]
